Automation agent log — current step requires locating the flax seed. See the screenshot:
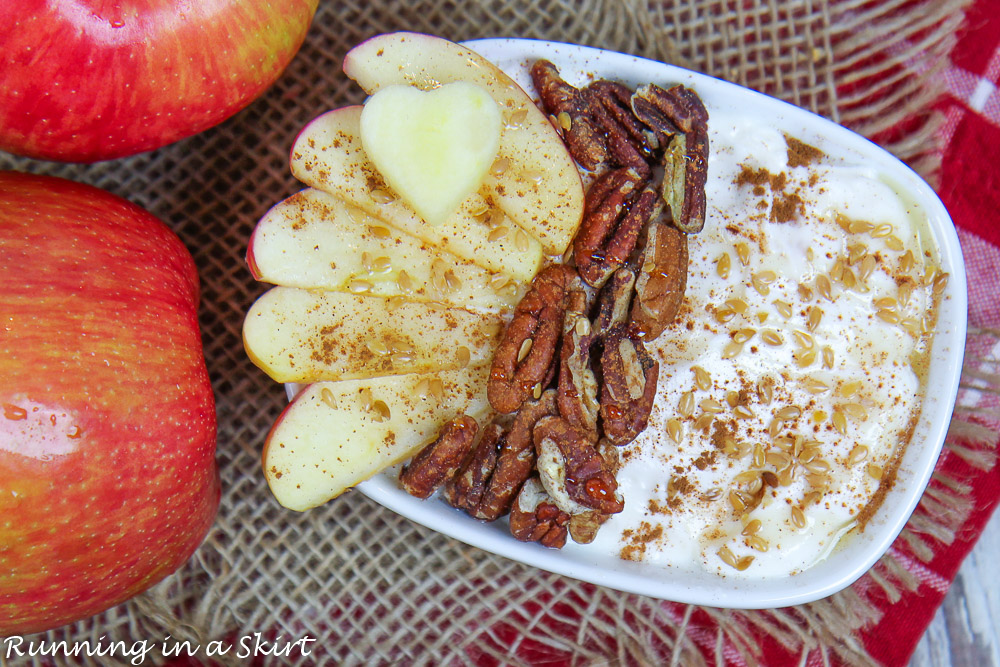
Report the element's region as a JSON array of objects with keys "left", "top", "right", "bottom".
[
  {"left": 694, "top": 413, "right": 715, "bottom": 431},
  {"left": 700, "top": 398, "right": 724, "bottom": 414},
  {"left": 859, "top": 255, "right": 877, "bottom": 281},
  {"left": 667, "top": 418, "right": 684, "bottom": 443},
  {"left": 848, "top": 445, "right": 869, "bottom": 465},
  {"left": 692, "top": 366, "right": 712, "bottom": 391},
  {"left": 735, "top": 241, "right": 751, "bottom": 266},
  {"left": 762, "top": 329, "right": 784, "bottom": 346},
  {"left": 320, "top": 387, "right": 338, "bottom": 409},
  {"left": 396, "top": 270, "right": 413, "bottom": 293},
  {"left": 718, "top": 545, "right": 738, "bottom": 568},
  {"left": 776, "top": 406, "right": 802, "bottom": 420},
  {"left": 726, "top": 297, "right": 750, "bottom": 314},
  {"left": 678, "top": 391, "right": 695, "bottom": 418},
  {"left": 488, "top": 226, "right": 509, "bottom": 242},
  {"left": 372, "top": 400, "right": 391, "bottom": 422},
  {"left": 716, "top": 252, "right": 732, "bottom": 278},
  {"left": 816, "top": 274, "right": 833, "bottom": 301},
  {"left": 728, "top": 491, "right": 747, "bottom": 514},
  {"left": 349, "top": 278, "right": 374, "bottom": 294},
  {"left": 517, "top": 338, "right": 533, "bottom": 363},
  {"left": 366, "top": 339, "right": 390, "bottom": 356},
  {"left": 490, "top": 157, "right": 511, "bottom": 177},
  {"left": 832, "top": 408, "right": 848, "bottom": 435},
  {"left": 876, "top": 309, "right": 900, "bottom": 324}
]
